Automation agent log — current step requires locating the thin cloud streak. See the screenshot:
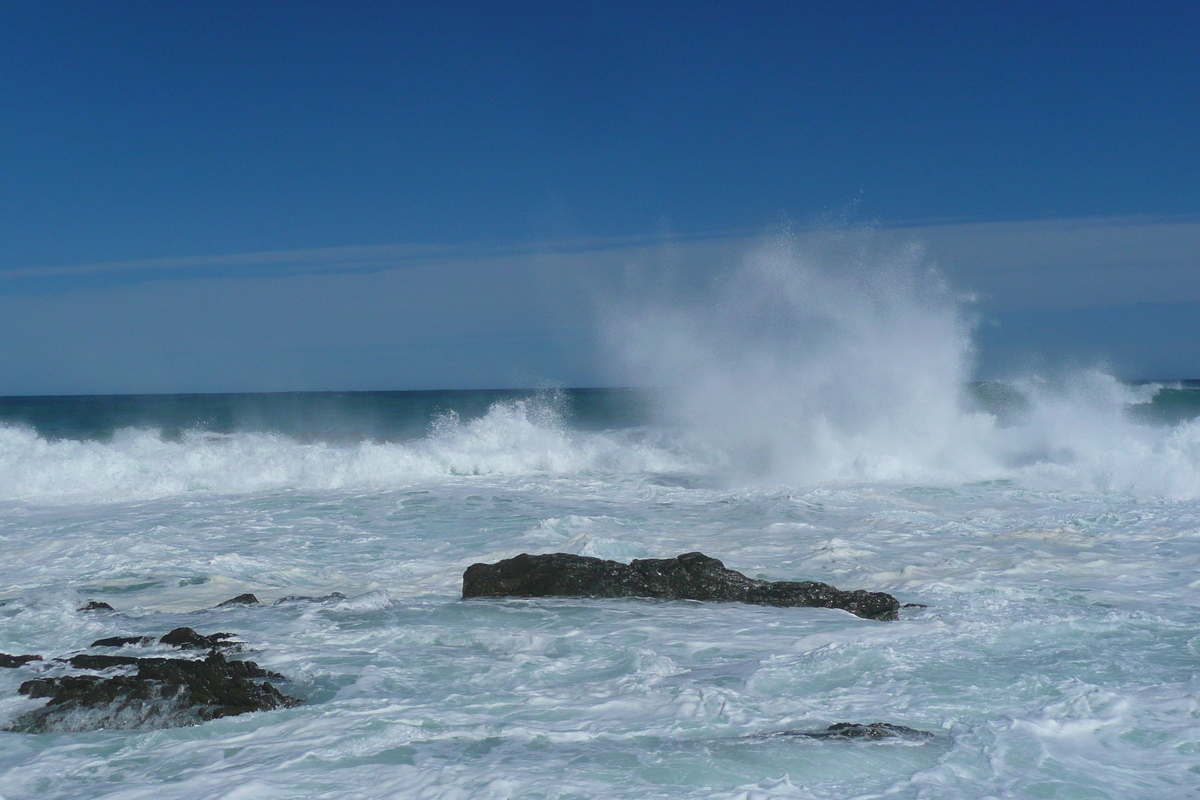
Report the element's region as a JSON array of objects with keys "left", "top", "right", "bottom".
[
  {"left": 0, "top": 230, "right": 752, "bottom": 284},
  {"left": 4, "top": 214, "right": 1196, "bottom": 314}
]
